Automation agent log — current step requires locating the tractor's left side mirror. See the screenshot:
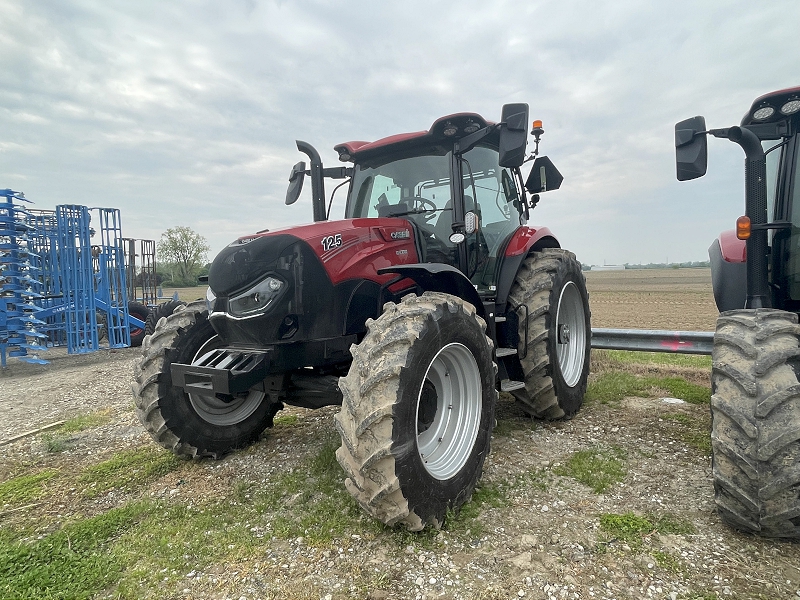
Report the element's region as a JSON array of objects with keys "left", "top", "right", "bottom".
[
  {"left": 285, "top": 161, "right": 306, "bottom": 205},
  {"left": 499, "top": 103, "right": 529, "bottom": 168},
  {"left": 675, "top": 116, "right": 708, "bottom": 181}
]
